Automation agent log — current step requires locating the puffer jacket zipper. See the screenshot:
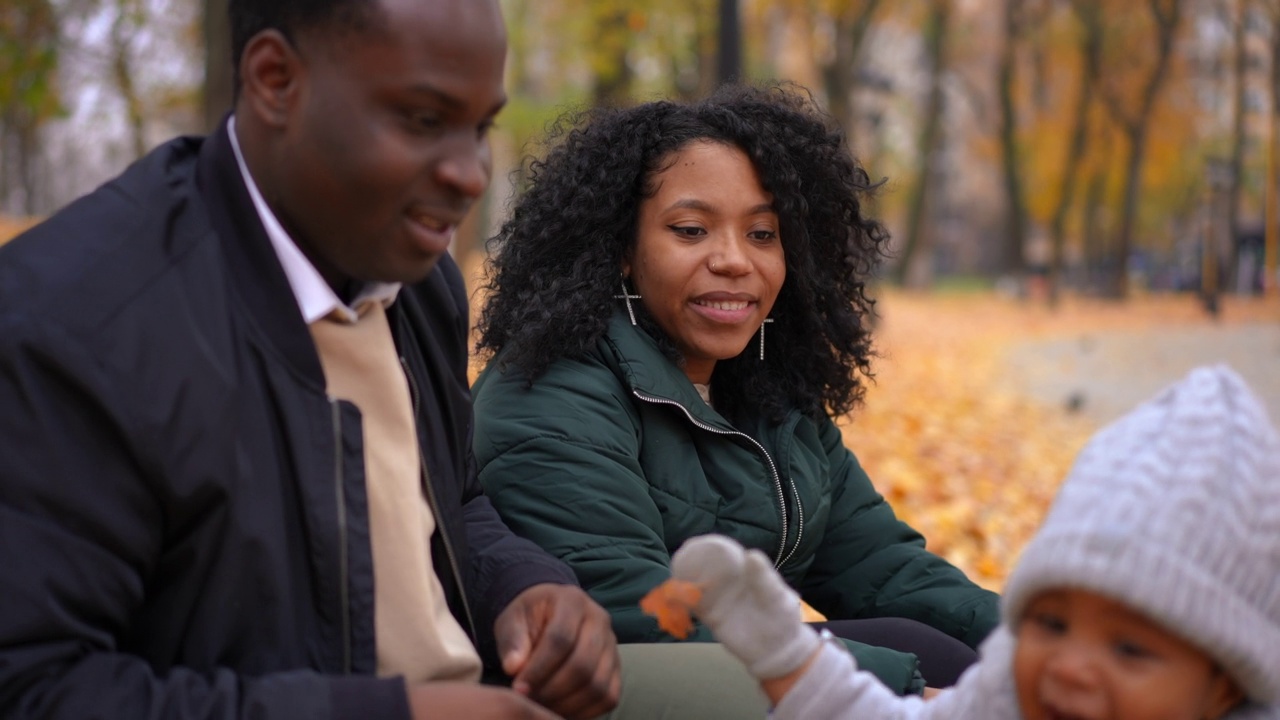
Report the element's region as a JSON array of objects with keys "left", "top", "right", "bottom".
[
  {"left": 401, "top": 357, "right": 479, "bottom": 641},
  {"left": 329, "top": 398, "right": 352, "bottom": 673},
  {"left": 631, "top": 389, "right": 804, "bottom": 569}
]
